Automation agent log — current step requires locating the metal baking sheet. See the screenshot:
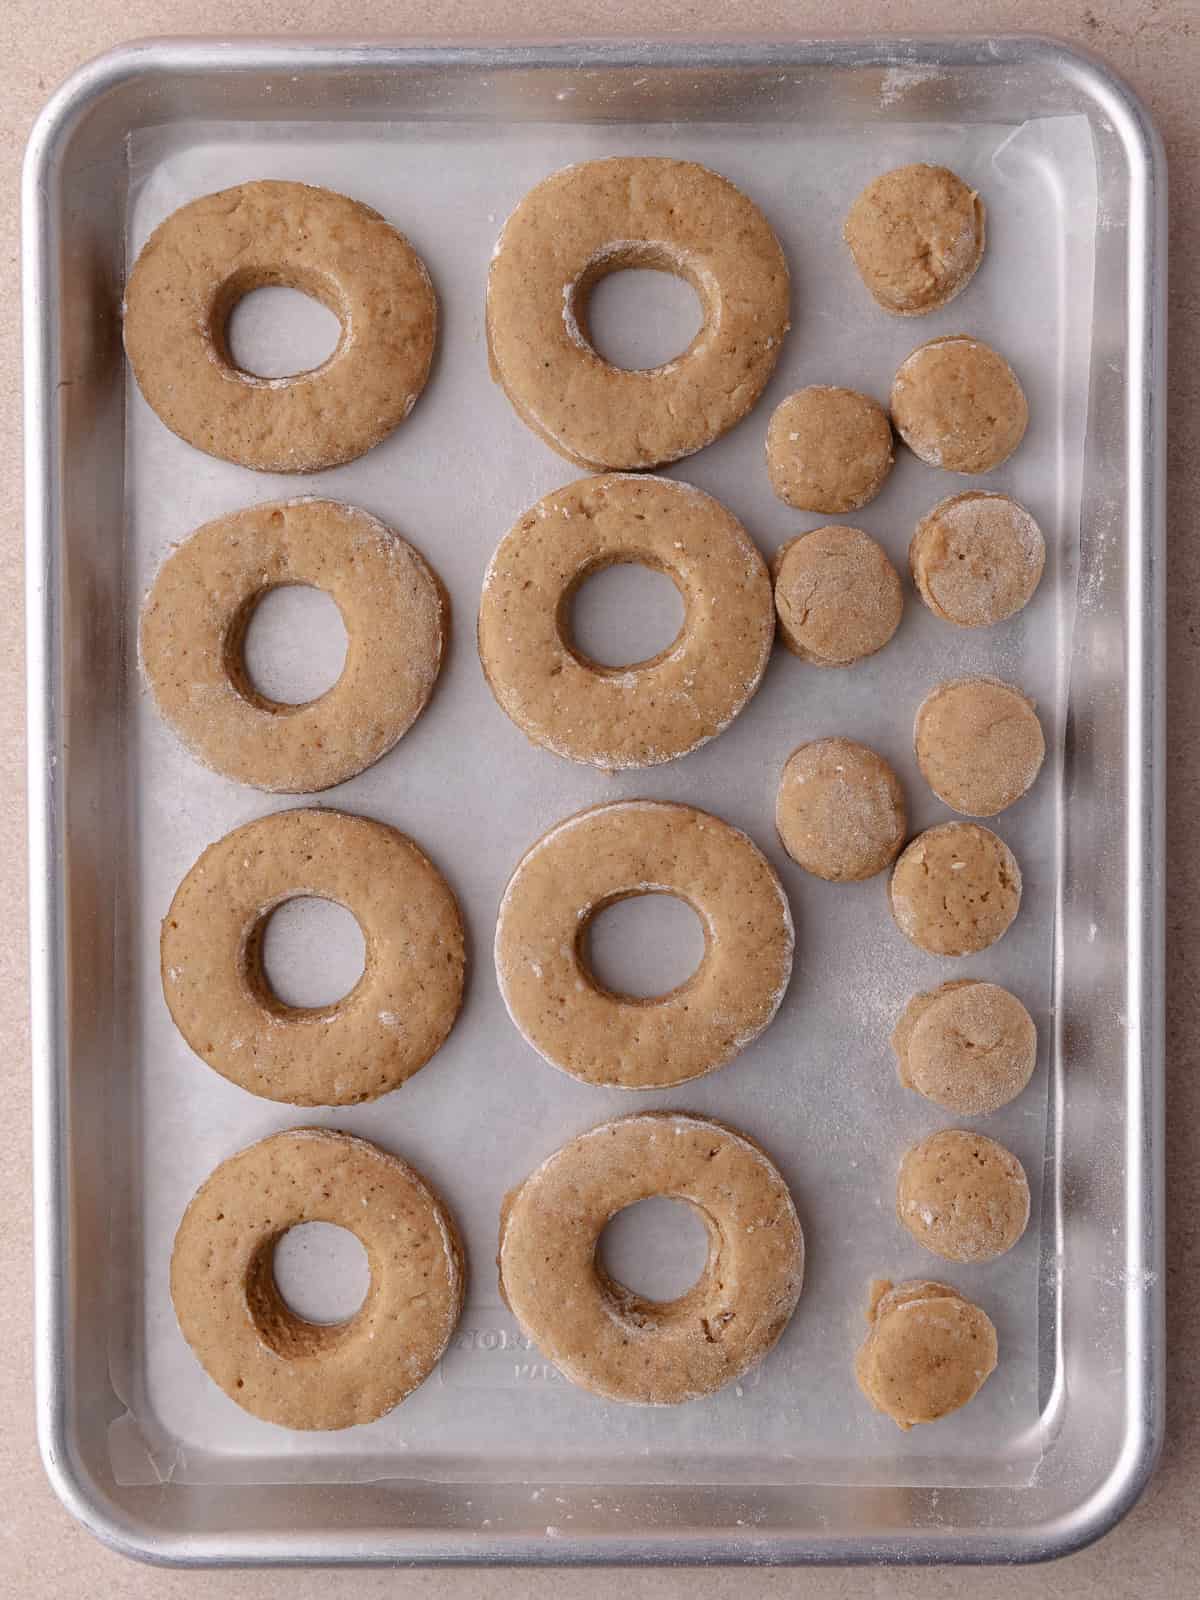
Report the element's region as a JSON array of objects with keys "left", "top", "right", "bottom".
[{"left": 24, "top": 37, "right": 1165, "bottom": 1566}]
